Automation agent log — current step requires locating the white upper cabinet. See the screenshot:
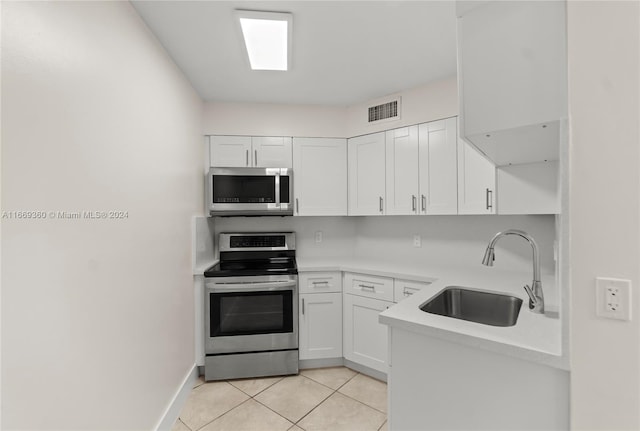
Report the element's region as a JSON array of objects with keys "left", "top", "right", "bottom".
[
  {"left": 293, "top": 138, "right": 347, "bottom": 216},
  {"left": 385, "top": 126, "right": 419, "bottom": 215},
  {"left": 348, "top": 132, "right": 386, "bottom": 216},
  {"left": 210, "top": 136, "right": 292, "bottom": 167},
  {"left": 457, "top": 1, "right": 567, "bottom": 165},
  {"left": 209, "top": 136, "right": 252, "bottom": 167},
  {"left": 418, "top": 118, "right": 458, "bottom": 215},
  {"left": 252, "top": 137, "right": 293, "bottom": 168},
  {"left": 457, "top": 137, "right": 496, "bottom": 215}
]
